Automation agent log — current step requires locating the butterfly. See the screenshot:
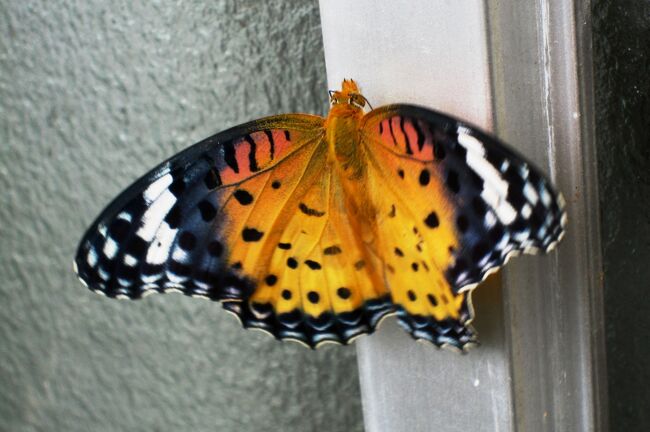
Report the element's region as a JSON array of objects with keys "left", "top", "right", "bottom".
[{"left": 74, "top": 79, "right": 566, "bottom": 350}]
